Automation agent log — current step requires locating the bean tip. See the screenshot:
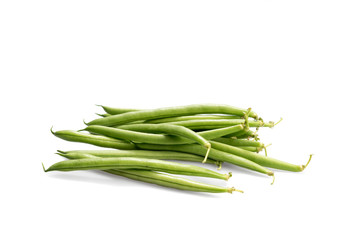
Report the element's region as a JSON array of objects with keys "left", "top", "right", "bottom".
[
  {"left": 42, "top": 162, "right": 47, "bottom": 172},
  {"left": 83, "top": 119, "right": 89, "bottom": 126},
  {"left": 50, "top": 126, "right": 55, "bottom": 135}
]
